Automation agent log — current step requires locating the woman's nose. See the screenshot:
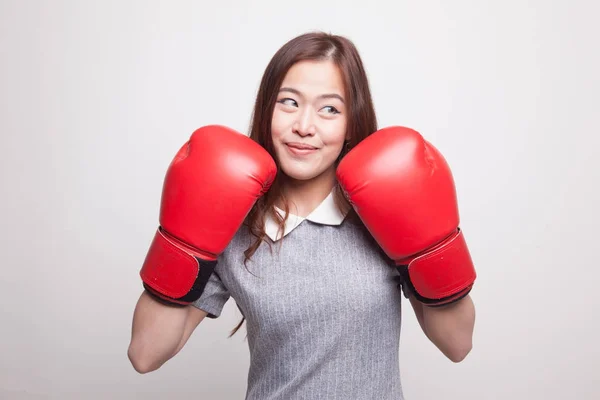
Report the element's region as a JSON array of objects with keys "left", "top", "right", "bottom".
[{"left": 292, "top": 108, "right": 316, "bottom": 136}]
